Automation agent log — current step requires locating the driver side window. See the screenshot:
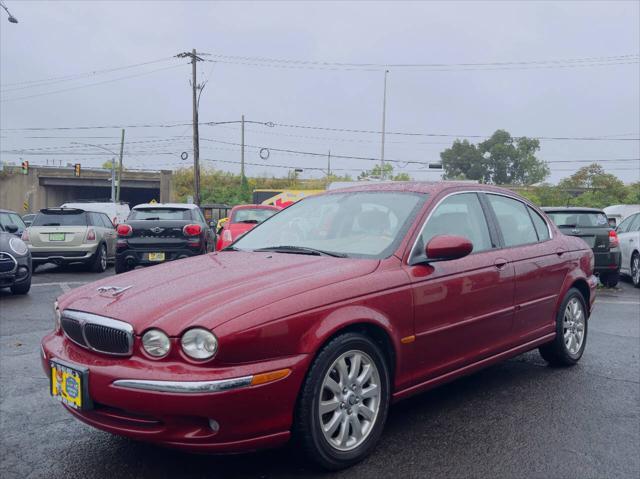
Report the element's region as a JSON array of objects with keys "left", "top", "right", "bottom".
[{"left": 418, "top": 193, "right": 493, "bottom": 254}]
